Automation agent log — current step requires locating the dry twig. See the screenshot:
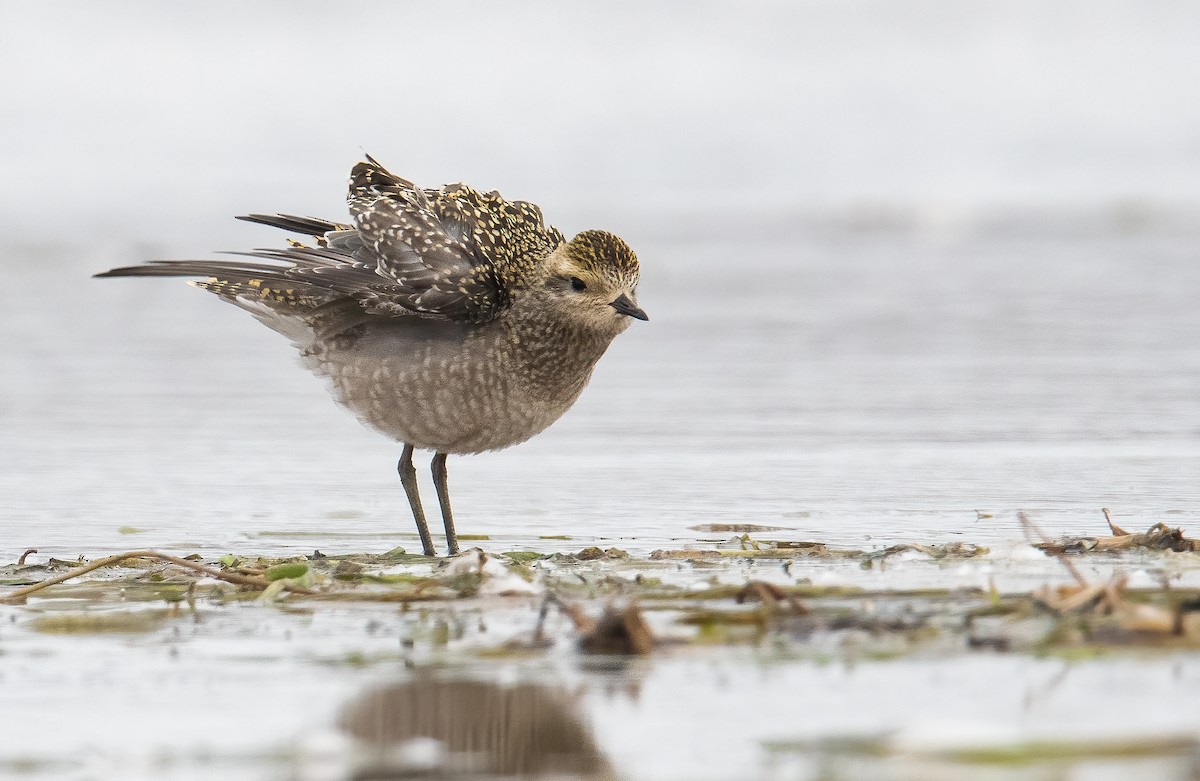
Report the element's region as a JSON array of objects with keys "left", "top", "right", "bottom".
[
  {"left": 0, "top": 550, "right": 314, "bottom": 603},
  {"left": 1019, "top": 512, "right": 1087, "bottom": 587},
  {"left": 1102, "top": 507, "right": 1129, "bottom": 537},
  {"left": 735, "top": 580, "right": 811, "bottom": 616},
  {"left": 537, "top": 593, "right": 655, "bottom": 654}
]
